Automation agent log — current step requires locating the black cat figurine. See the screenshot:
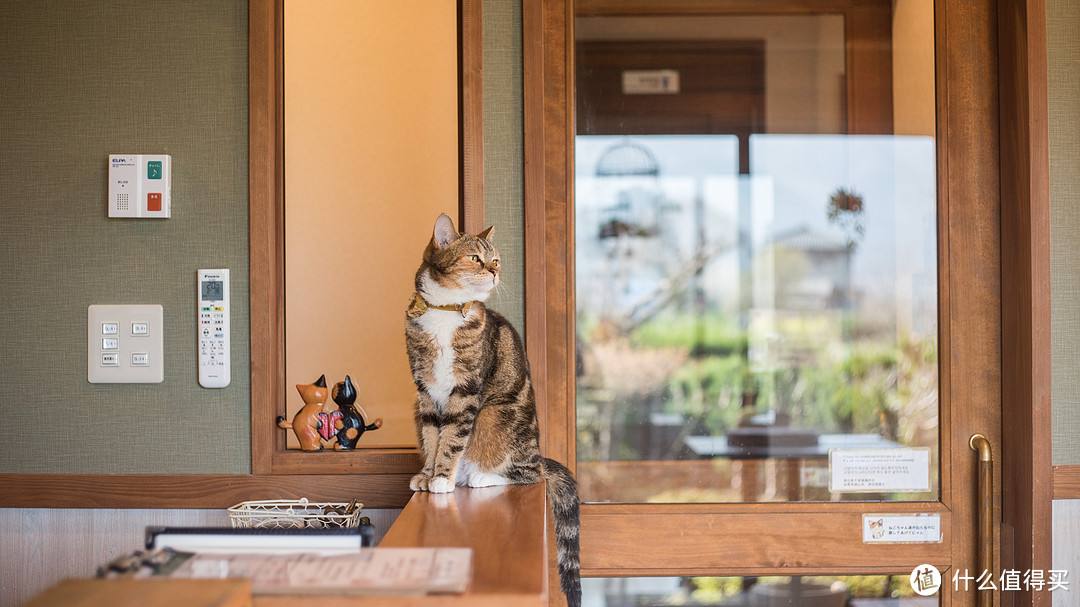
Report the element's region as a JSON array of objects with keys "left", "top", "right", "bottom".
[{"left": 331, "top": 375, "right": 383, "bottom": 450}]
